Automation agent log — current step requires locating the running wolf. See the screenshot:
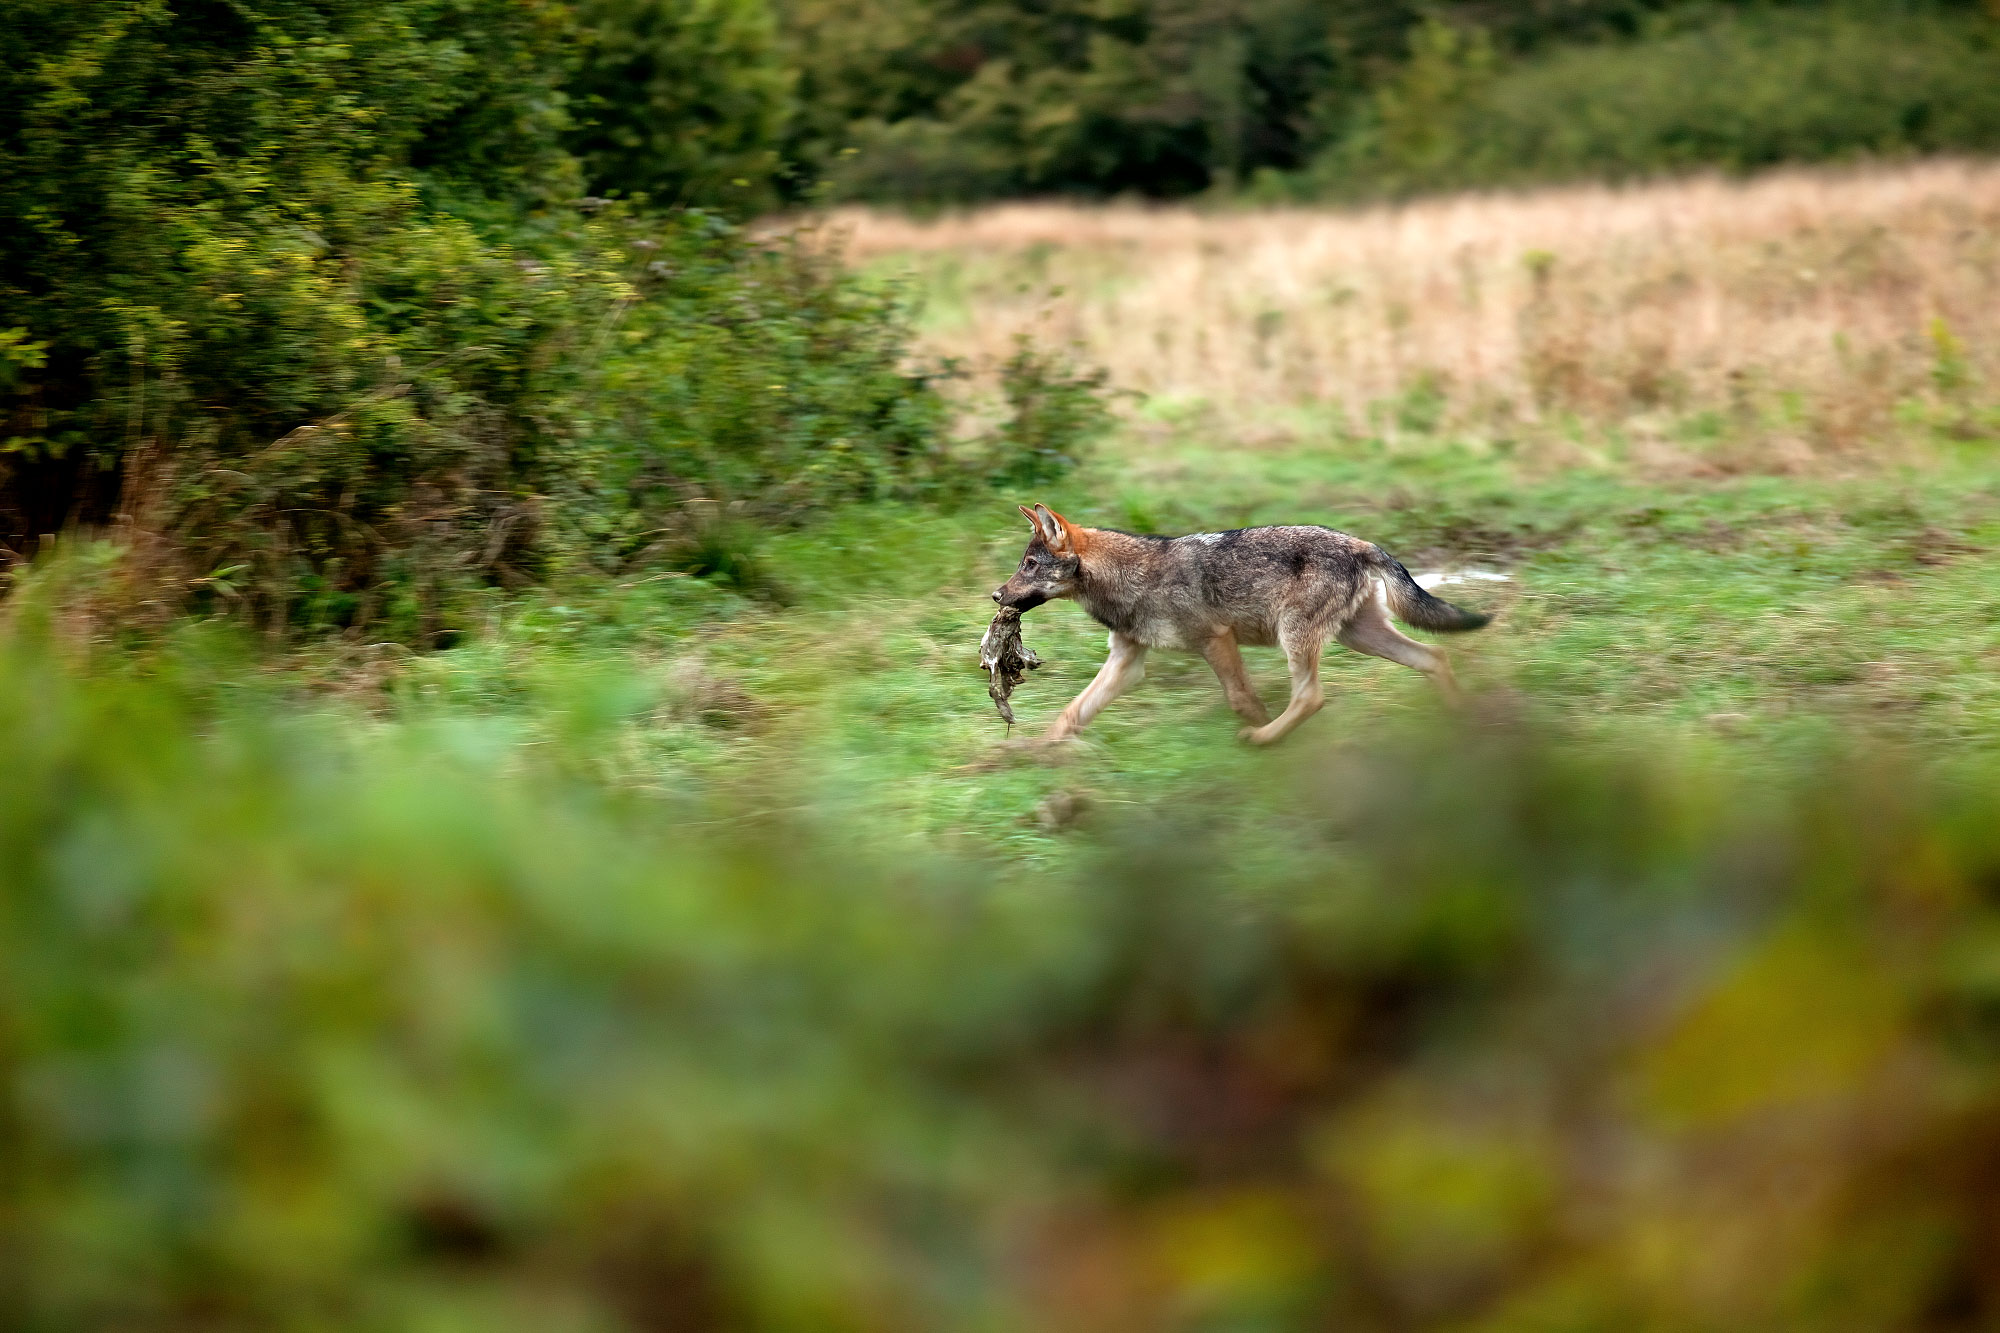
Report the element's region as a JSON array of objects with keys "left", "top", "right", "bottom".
[{"left": 991, "top": 503, "right": 1492, "bottom": 745}]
